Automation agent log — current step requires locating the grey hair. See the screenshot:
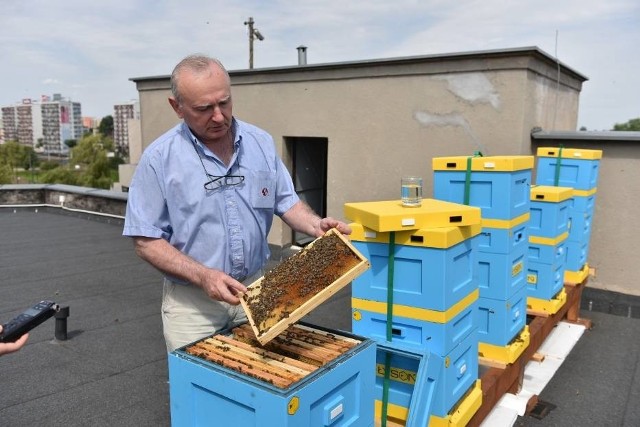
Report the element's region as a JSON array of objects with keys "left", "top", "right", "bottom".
[{"left": 170, "top": 54, "right": 230, "bottom": 103}]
